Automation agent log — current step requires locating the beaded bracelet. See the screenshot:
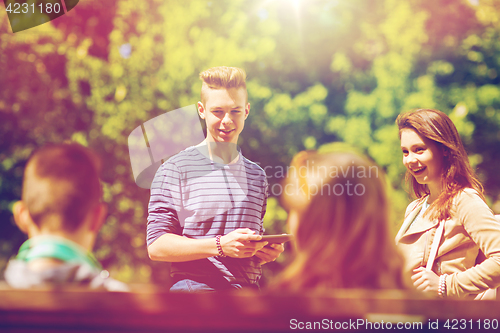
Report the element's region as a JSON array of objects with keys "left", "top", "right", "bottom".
[
  {"left": 438, "top": 274, "right": 448, "bottom": 298},
  {"left": 216, "top": 235, "right": 225, "bottom": 257}
]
